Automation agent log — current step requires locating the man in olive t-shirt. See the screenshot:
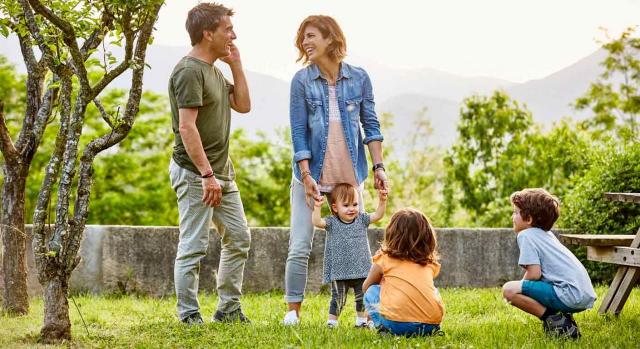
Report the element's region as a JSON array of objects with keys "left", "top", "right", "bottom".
[{"left": 168, "top": 3, "right": 251, "bottom": 325}]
